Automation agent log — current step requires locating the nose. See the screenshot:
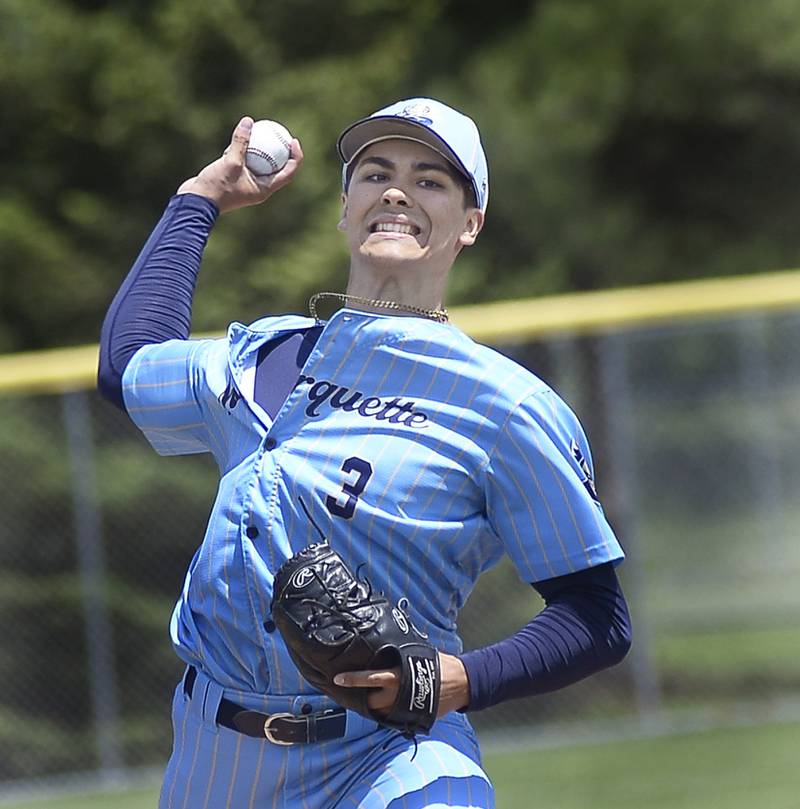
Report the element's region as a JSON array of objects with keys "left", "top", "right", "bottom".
[{"left": 381, "top": 187, "right": 411, "bottom": 207}]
